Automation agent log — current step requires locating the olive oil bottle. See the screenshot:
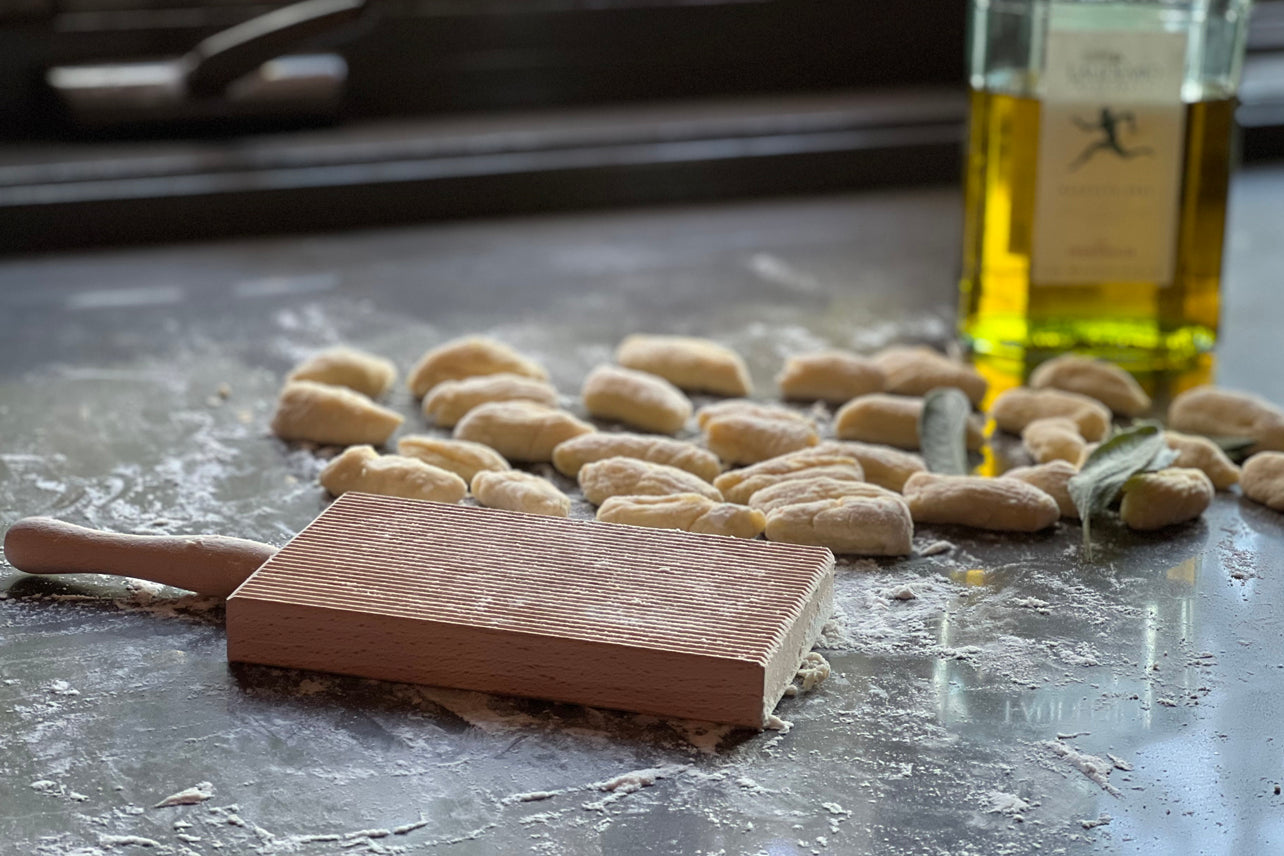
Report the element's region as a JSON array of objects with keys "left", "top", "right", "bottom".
[{"left": 959, "top": 0, "right": 1251, "bottom": 371}]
